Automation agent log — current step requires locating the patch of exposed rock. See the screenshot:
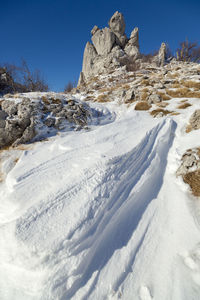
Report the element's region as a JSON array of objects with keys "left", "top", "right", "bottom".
[{"left": 0, "top": 94, "right": 91, "bottom": 149}]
